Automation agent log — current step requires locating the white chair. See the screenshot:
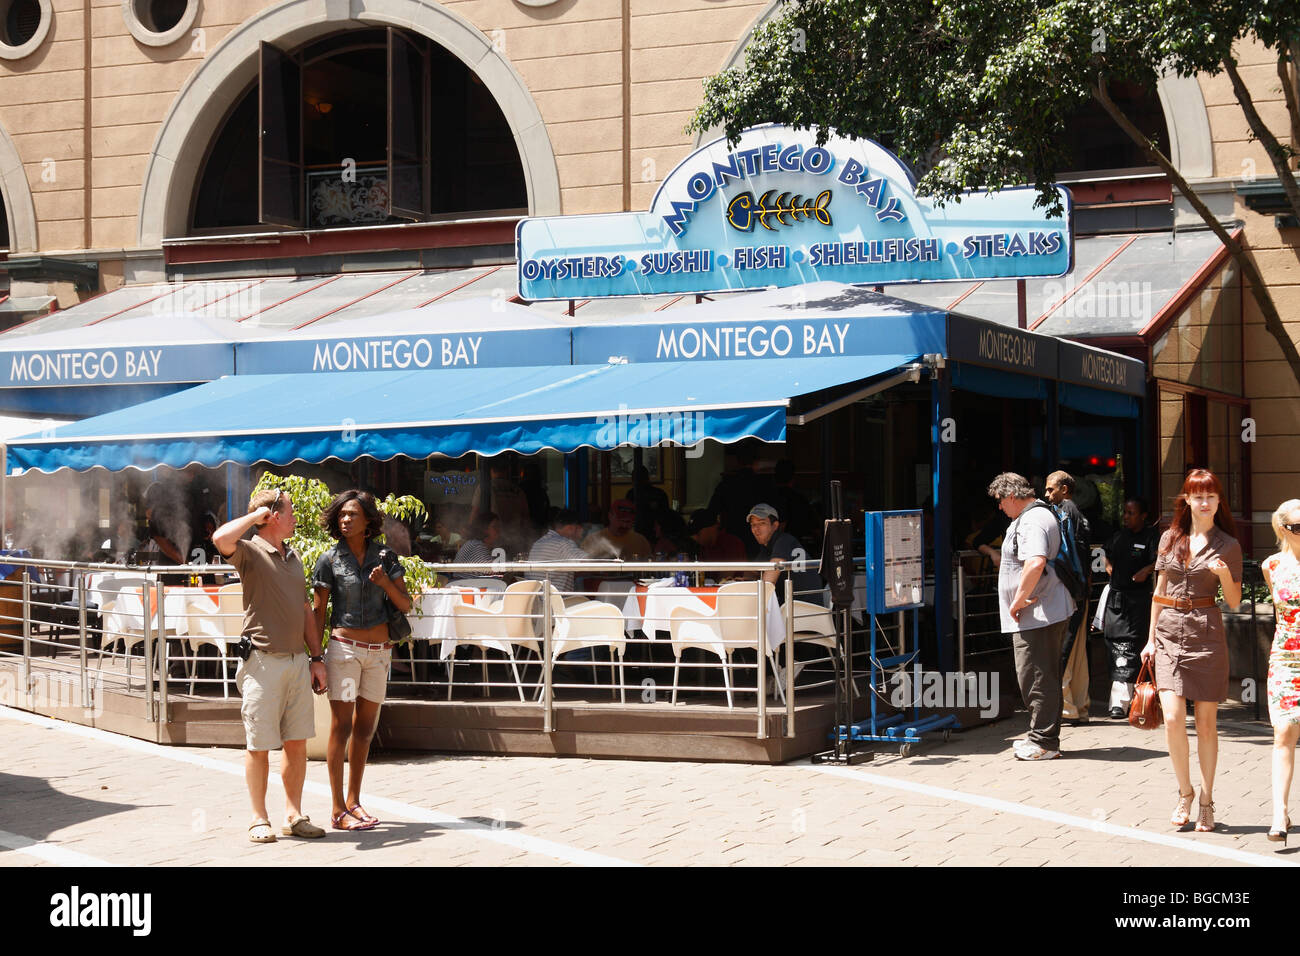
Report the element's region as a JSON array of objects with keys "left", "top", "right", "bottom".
[
  {"left": 779, "top": 588, "right": 842, "bottom": 702},
  {"left": 97, "top": 588, "right": 176, "bottom": 683},
  {"left": 96, "top": 600, "right": 141, "bottom": 677},
  {"left": 450, "top": 580, "right": 543, "bottom": 700},
  {"left": 542, "top": 586, "right": 627, "bottom": 703},
  {"left": 668, "top": 603, "right": 735, "bottom": 709},
  {"left": 185, "top": 583, "right": 243, "bottom": 697}
]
